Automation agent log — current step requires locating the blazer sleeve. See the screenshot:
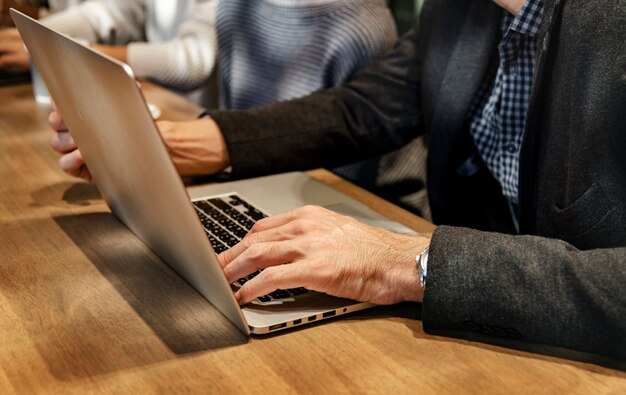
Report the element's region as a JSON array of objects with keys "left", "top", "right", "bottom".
[
  {"left": 207, "top": 26, "right": 425, "bottom": 178},
  {"left": 423, "top": 226, "right": 626, "bottom": 361}
]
